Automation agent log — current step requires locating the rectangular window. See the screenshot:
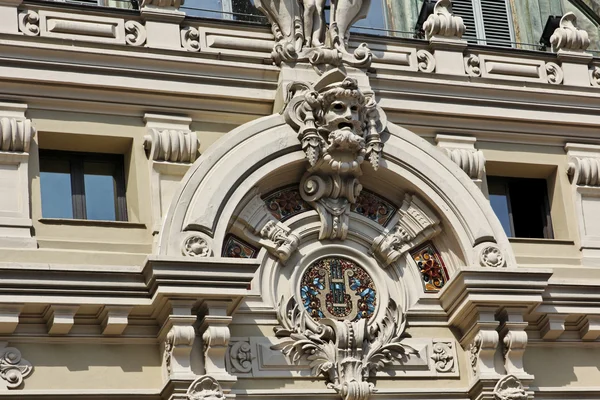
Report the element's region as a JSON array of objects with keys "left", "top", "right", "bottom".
[
  {"left": 488, "top": 176, "right": 553, "bottom": 239},
  {"left": 39, "top": 151, "right": 127, "bottom": 222},
  {"left": 451, "top": 0, "right": 515, "bottom": 47}
]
